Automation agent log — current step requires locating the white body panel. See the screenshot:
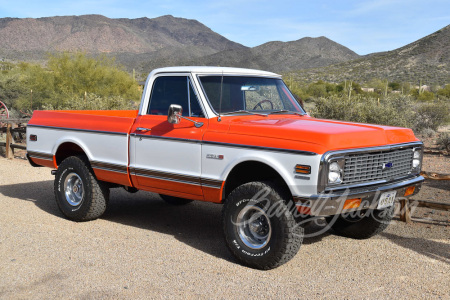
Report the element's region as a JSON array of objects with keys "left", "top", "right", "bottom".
[
  {"left": 130, "top": 136, "right": 202, "bottom": 180},
  {"left": 27, "top": 127, "right": 129, "bottom": 168},
  {"left": 201, "top": 144, "right": 321, "bottom": 197}
]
